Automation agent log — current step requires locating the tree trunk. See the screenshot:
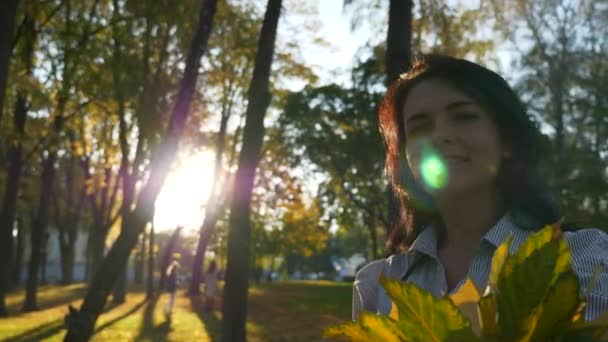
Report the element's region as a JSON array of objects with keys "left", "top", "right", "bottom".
[
  {"left": 146, "top": 222, "right": 155, "bottom": 299},
  {"left": 13, "top": 216, "right": 24, "bottom": 287},
  {"left": 0, "top": 0, "right": 18, "bottom": 122},
  {"left": 385, "top": 0, "right": 413, "bottom": 85},
  {"left": 23, "top": 154, "right": 56, "bottom": 311},
  {"left": 0, "top": 9, "right": 35, "bottom": 317},
  {"left": 221, "top": 1, "right": 281, "bottom": 341},
  {"left": 112, "top": 263, "right": 127, "bottom": 304},
  {"left": 40, "top": 232, "right": 49, "bottom": 284},
  {"left": 63, "top": 1, "right": 217, "bottom": 340},
  {"left": 60, "top": 245, "right": 75, "bottom": 285},
  {"left": 0, "top": 93, "right": 25, "bottom": 315},
  {"left": 134, "top": 232, "right": 146, "bottom": 284},
  {"left": 87, "top": 225, "right": 106, "bottom": 283},
  {"left": 190, "top": 97, "right": 232, "bottom": 294},
  {"left": 190, "top": 207, "right": 218, "bottom": 294}
]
